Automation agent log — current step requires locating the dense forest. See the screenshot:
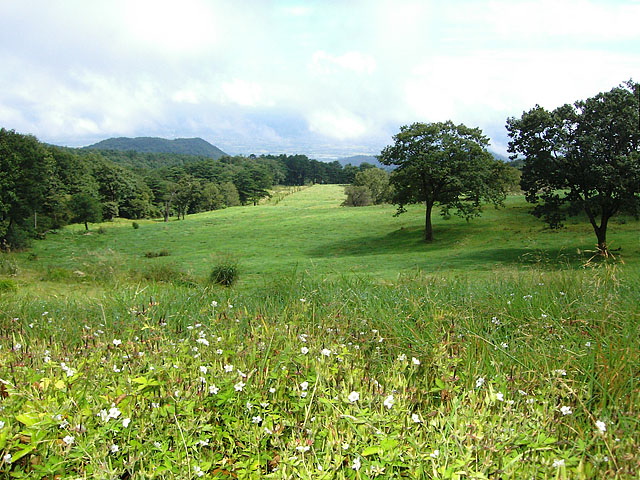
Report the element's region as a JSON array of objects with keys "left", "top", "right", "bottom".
[
  {"left": 0, "top": 129, "right": 376, "bottom": 248},
  {"left": 84, "top": 136, "right": 228, "bottom": 159}
]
